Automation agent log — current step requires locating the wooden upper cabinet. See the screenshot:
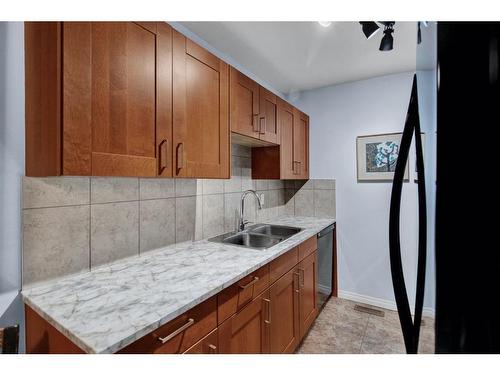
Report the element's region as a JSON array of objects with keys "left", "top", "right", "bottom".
[
  {"left": 293, "top": 108, "right": 310, "bottom": 179},
  {"left": 258, "top": 87, "right": 279, "bottom": 144},
  {"left": 278, "top": 98, "right": 296, "bottom": 179},
  {"left": 63, "top": 22, "right": 167, "bottom": 177},
  {"left": 25, "top": 21, "right": 173, "bottom": 177},
  {"left": 172, "top": 30, "right": 230, "bottom": 178},
  {"left": 230, "top": 67, "right": 260, "bottom": 139}
]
